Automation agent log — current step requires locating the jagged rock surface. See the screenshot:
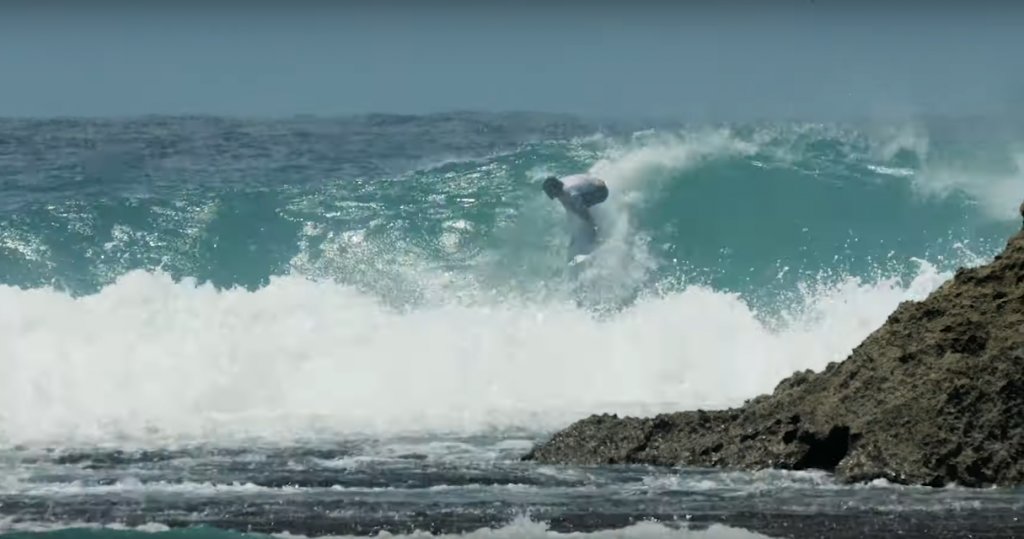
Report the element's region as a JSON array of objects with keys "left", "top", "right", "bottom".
[{"left": 524, "top": 227, "right": 1024, "bottom": 488}]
